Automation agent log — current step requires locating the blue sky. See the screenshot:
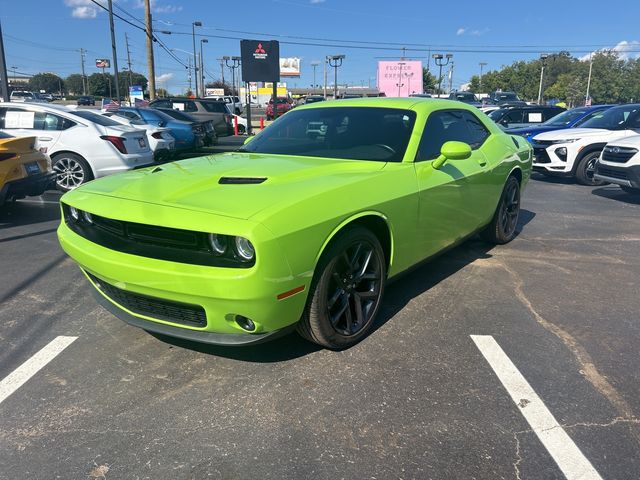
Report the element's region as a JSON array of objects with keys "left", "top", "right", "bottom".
[{"left": 1, "top": 0, "right": 640, "bottom": 93}]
